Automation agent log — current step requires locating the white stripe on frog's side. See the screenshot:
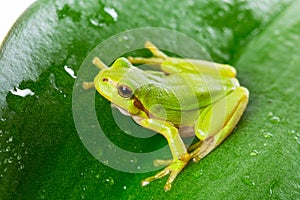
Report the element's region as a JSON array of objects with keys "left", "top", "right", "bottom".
[{"left": 111, "top": 103, "right": 131, "bottom": 116}]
